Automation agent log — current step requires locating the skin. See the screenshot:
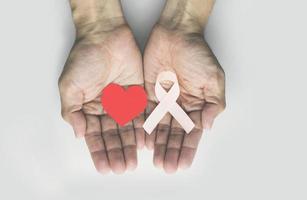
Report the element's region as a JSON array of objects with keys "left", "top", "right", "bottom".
[
  {"left": 59, "top": 0, "right": 225, "bottom": 174},
  {"left": 144, "top": 0, "right": 226, "bottom": 173},
  {"left": 58, "top": 0, "right": 145, "bottom": 174}
]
